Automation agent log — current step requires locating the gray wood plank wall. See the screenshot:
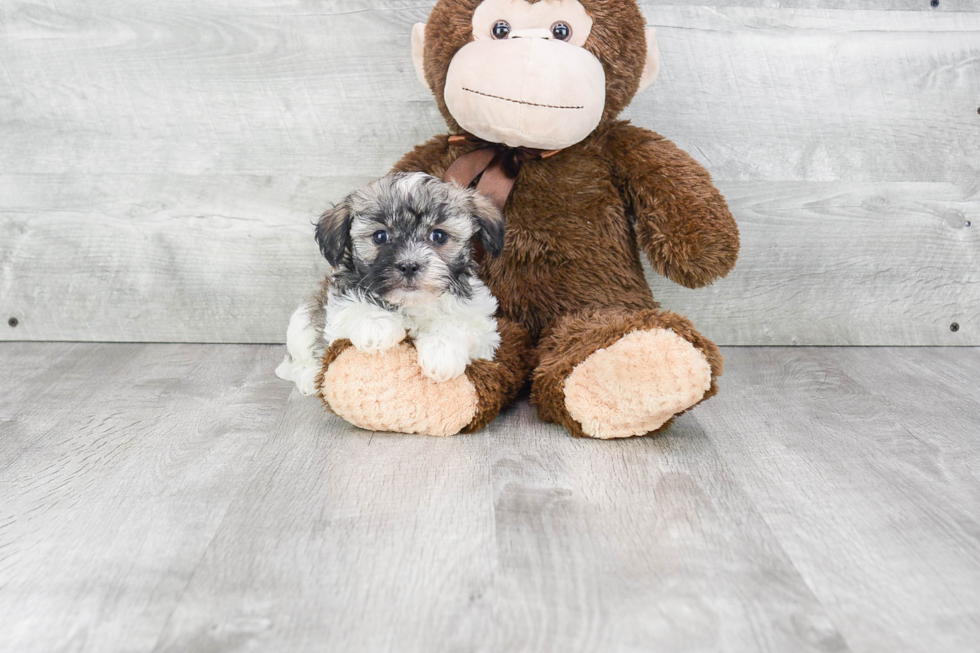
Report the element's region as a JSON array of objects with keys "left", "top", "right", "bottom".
[{"left": 1, "top": 1, "right": 978, "bottom": 345}]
